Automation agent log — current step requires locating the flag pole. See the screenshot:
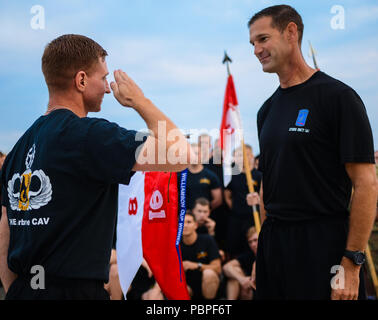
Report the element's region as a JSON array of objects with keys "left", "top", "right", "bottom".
[
  {"left": 309, "top": 41, "right": 319, "bottom": 70},
  {"left": 222, "top": 51, "right": 261, "bottom": 233}
]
